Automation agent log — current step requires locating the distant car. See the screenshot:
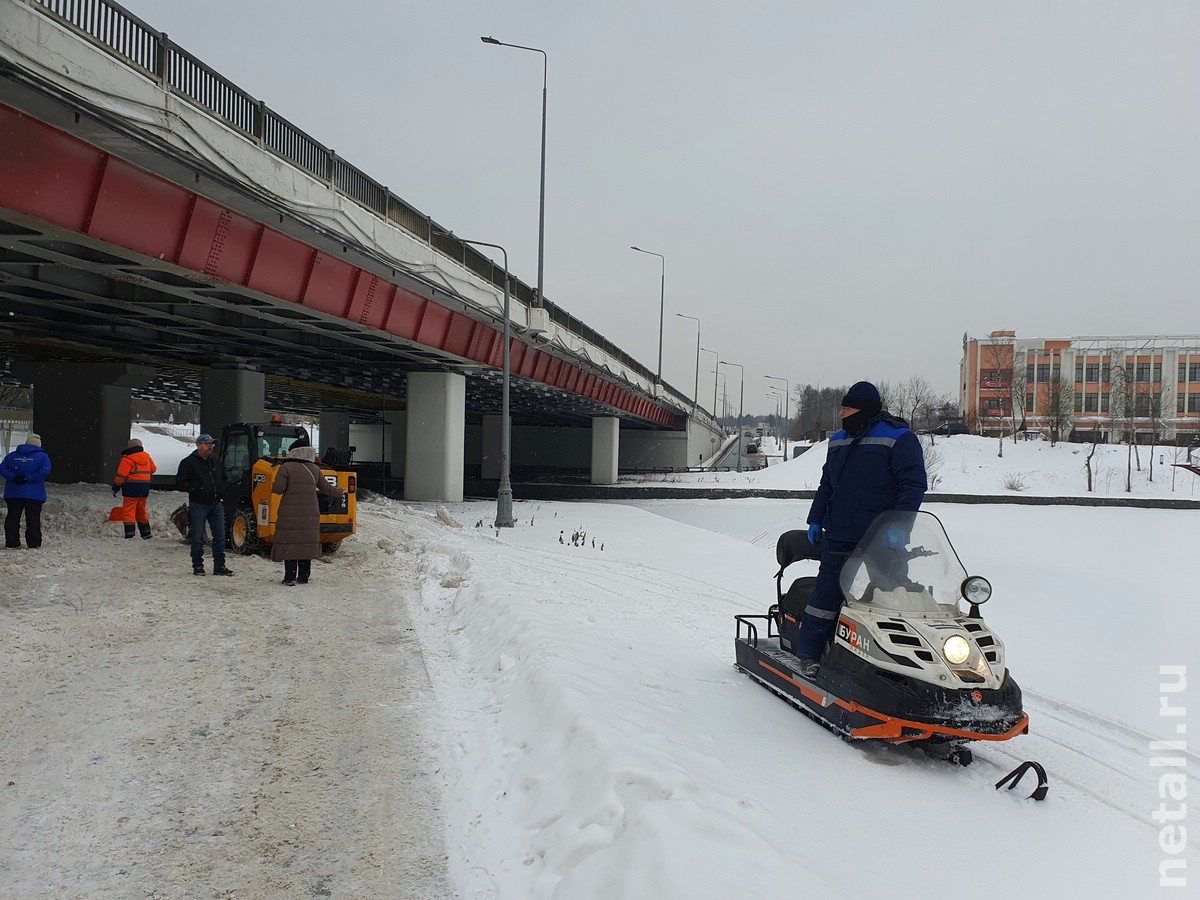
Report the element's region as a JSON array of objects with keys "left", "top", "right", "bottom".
[
  {"left": 746, "top": 443, "right": 759, "bottom": 454},
  {"left": 928, "top": 423, "right": 968, "bottom": 436}
]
